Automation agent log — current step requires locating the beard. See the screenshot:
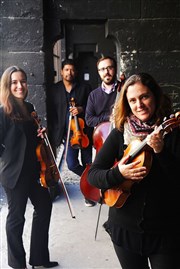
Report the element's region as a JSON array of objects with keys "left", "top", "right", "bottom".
[{"left": 103, "top": 74, "right": 115, "bottom": 85}]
